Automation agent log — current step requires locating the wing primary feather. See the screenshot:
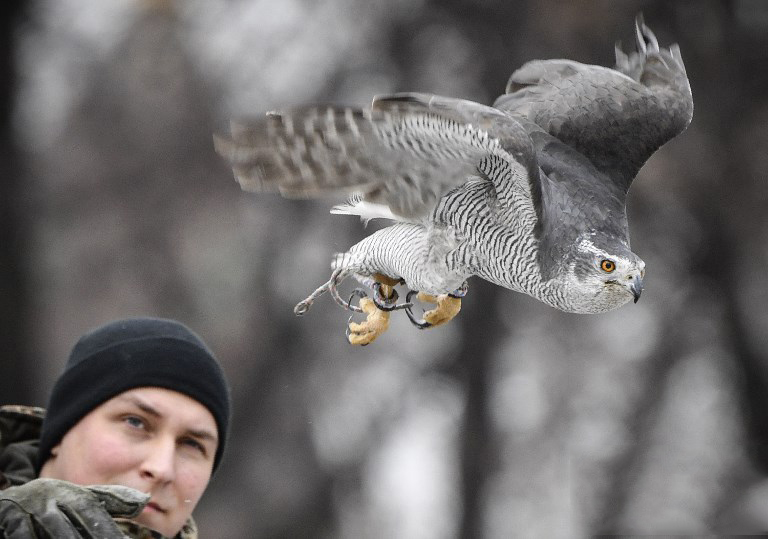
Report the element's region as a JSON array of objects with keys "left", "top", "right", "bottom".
[{"left": 217, "top": 95, "right": 540, "bottom": 221}]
